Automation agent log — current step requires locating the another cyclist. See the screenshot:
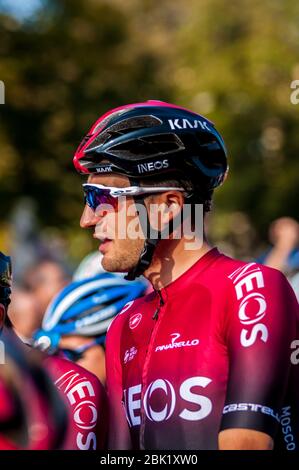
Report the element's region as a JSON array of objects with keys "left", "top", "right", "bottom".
[
  {"left": 0, "top": 252, "right": 68, "bottom": 449},
  {"left": 34, "top": 272, "right": 147, "bottom": 383},
  {"left": 0, "top": 252, "right": 107, "bottom": 450}
]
